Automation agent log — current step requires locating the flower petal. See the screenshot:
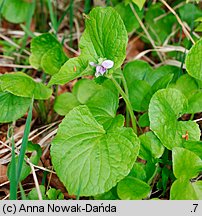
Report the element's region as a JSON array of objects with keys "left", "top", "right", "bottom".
[
  {"left": 96, "top": 65, "right": 106, "bottom": 74},
  {"left": 96, "top": 65, "right": 102, "bottom": 73},
  {"left": 89, "top": 62, "right": 97, "bottom": 67},
  {"left": 101, "top": 60, "right": 114, "bottom": 69},
  {"left": 95, "top": 66, "right": 106, "bottom": 77},
  {"left": 95, "top": 71, "right": 100, "bottom": 78}
]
